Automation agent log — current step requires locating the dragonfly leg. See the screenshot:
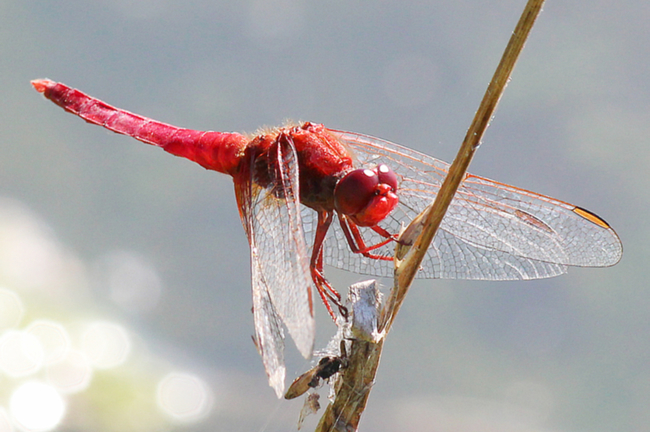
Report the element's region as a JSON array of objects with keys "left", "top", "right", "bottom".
[
  {"left": 312, "top": 260, "right": 349, "bottom": 320},
  {"left": 310, "top": 211, "right": 349, "bottom": 321},
  {"left": 338, "top": 214, "right": 395, "bottom": 261},
  {"left": 317, "top": 249, "right": 349, "bottom": 318}
]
